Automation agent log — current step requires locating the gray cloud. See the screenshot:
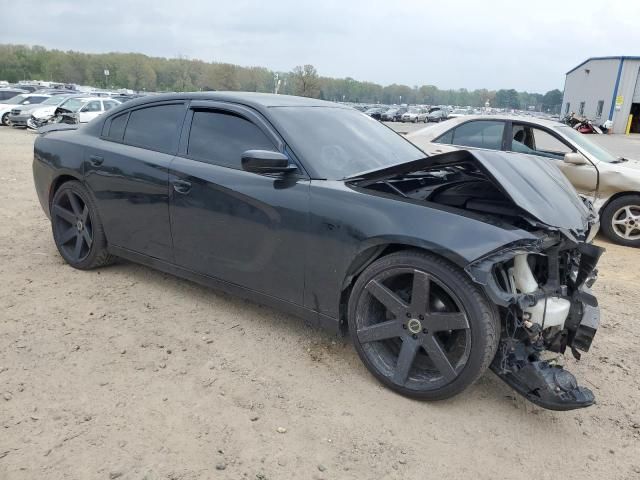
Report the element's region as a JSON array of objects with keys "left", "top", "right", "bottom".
[{"left": 2, "top": 0, "right": 638, "bottom": 92}]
